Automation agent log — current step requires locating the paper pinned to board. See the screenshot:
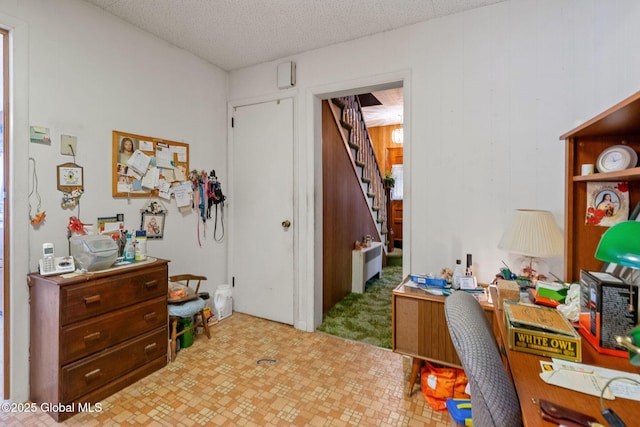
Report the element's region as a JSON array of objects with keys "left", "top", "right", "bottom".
[{"left": 126, "top": 149, "right": 151, "bottom": 175}]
